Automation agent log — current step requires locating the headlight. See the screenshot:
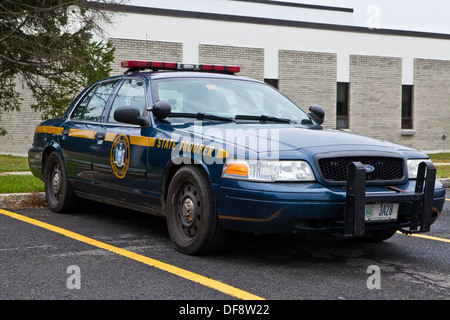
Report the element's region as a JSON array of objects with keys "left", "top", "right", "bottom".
[
  {"left": 407, "top": 159, "right": 430, "bottom": 179},
  {"left": 222, "top": 159, "right": 315, "bottom": 182}
]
